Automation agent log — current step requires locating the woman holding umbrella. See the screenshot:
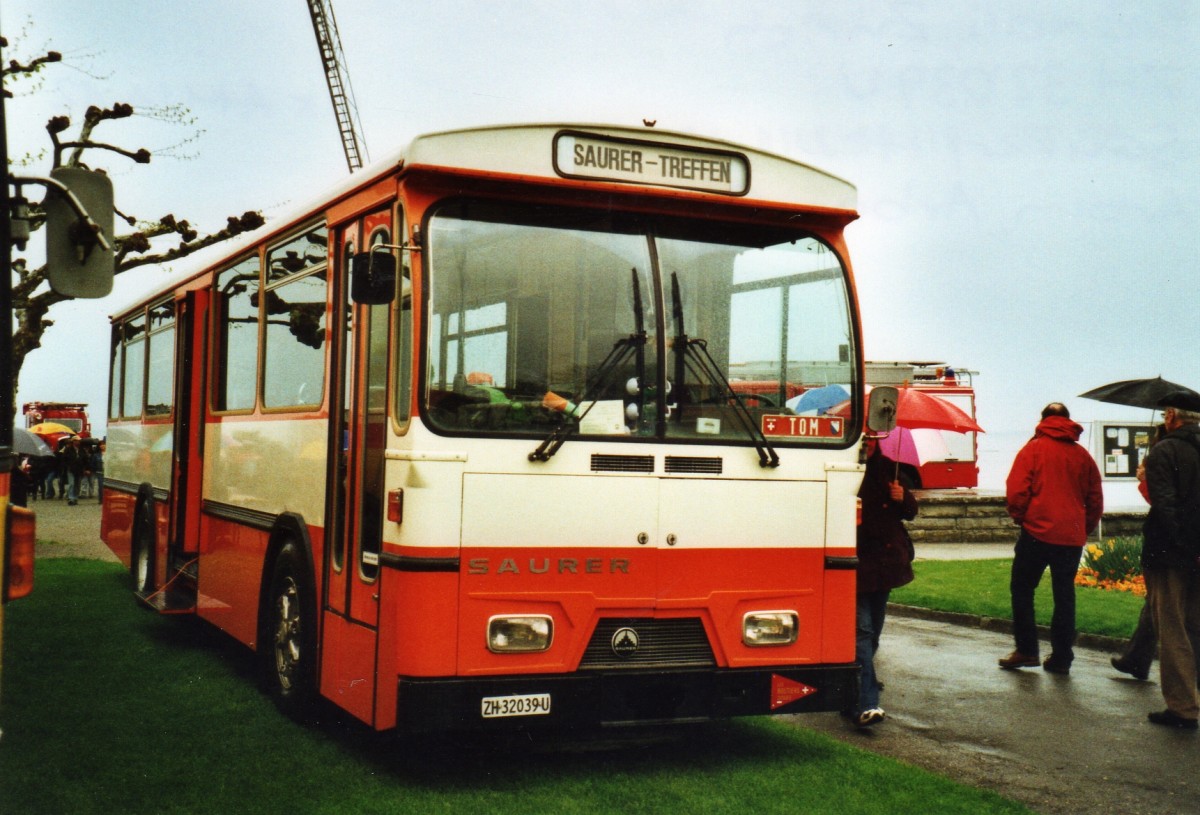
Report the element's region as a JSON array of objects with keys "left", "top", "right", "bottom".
[{"left": 848, "top": 433, "right": 919, "bottom": 728}]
